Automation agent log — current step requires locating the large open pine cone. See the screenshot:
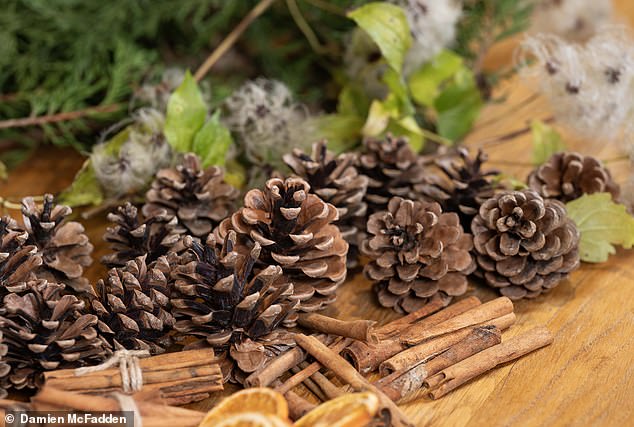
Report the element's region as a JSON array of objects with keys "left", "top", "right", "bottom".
[
  {"left": 217, "top": 177, "right": 348, "bottom": 312},
  {"left": 416, "top": 148, "right": 501, "bottom": 230},
  {"left": 0, "top": 280, "right": 107, "bottom": 393},
  {"left": 357, "top": 135, "right": 426, "bottom": 215},
  {"left": 143, "top": 153, "right": 239, "bottom": 237},
  {"left": 22, "top": 195, "right": 93, "bottom": 293},
  {"left": 0, "top": 217, "right": 41, "bottom": 297},
  {"left": 172, "top": 231, "right": 297, "bottom": 382},
  {"left": 527, "top": 152, "right": 620, "bottom": 202},
  {"left": 90, "top": 255, "right": 174, "bottom": 354},
  {"left": 362, "top": 197, "right": 475, "bottom": 314},
  {"left": 102, "top": 203, "right": 183, "bottom": 268},
  {"left": 472, "top": 190, "right": 580, "bottom": 299},
  {"left": 283, "top": 141, "right": 368, "bottom": 267}
]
